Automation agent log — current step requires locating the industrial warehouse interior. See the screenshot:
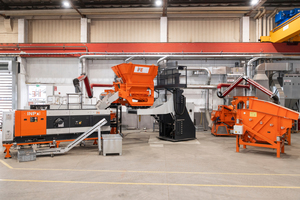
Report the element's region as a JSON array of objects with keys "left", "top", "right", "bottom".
[{"left": 1, "top": 0, "right": 300, "bottom": 199}]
